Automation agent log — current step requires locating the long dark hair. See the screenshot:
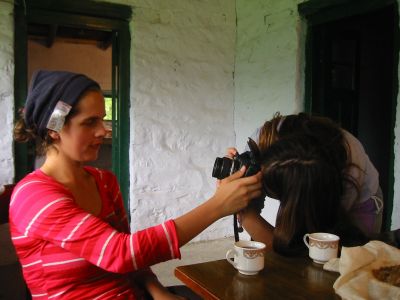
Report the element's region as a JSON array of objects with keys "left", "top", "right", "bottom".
[
  {"left": 261, "top": 135, "right": 343, "bottom": 255},
  {"left": 260, "top": 112, "right": 360, "bottom": 205},
  {"left": 279, "top": 113, "right": 348, "bottom": 173}
]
